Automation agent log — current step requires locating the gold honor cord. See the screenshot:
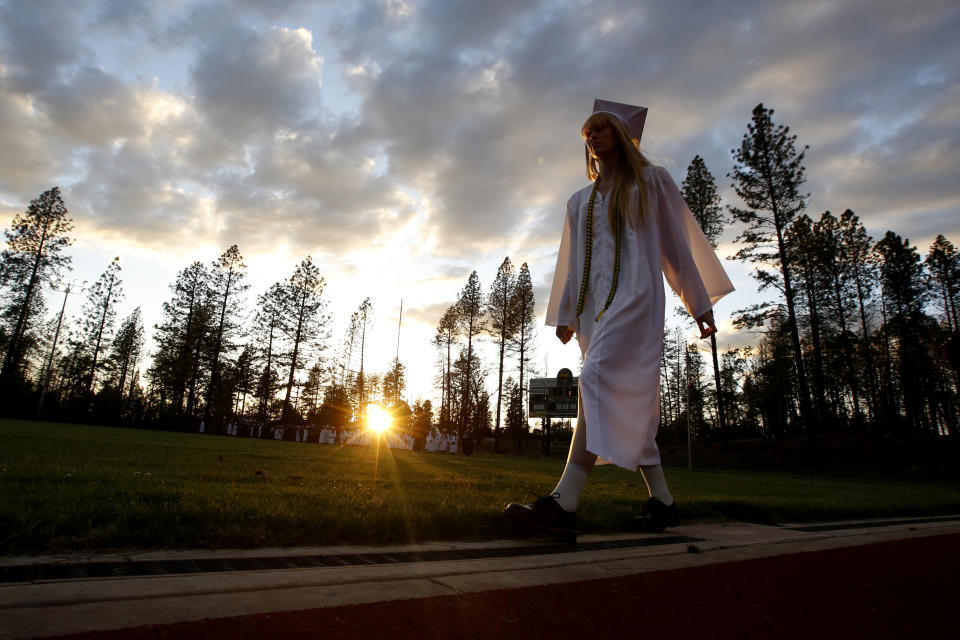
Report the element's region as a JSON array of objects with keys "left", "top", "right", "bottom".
[{"left": 575, "top": 181, "right": 622, "bottom": 331}]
